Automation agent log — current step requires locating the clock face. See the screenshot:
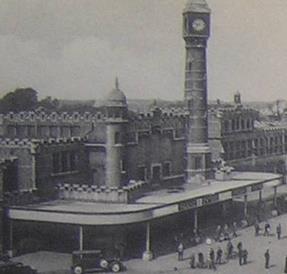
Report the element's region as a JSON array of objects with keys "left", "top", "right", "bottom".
[{"left": 192, "top": 18, "right": 206, "bottom": 32}]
